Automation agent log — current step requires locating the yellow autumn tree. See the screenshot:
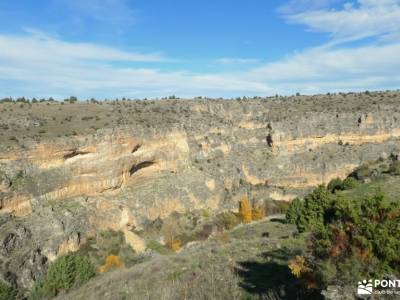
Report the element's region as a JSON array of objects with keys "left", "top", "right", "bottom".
[
  {"left": 99, "top": 255, "right": 124, "bottom": 273},
  {"left": 239, "top": 196, "right": 252, "bottom": 223},
  {"left": 288, "top": 256, "right": 316, "bottom": 289},
  {"left": 288, "top": 256, "right": 312, "bottom": 278}
]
